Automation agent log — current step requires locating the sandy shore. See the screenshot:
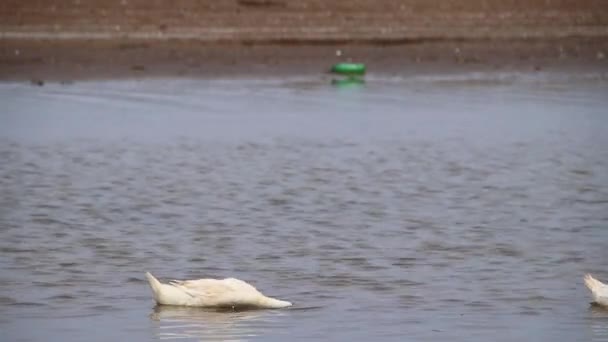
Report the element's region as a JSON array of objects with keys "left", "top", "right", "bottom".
[
  {"left": 1, "top": 0, "right": 608, "bottom": 80},
  {"left": 1, "top": 38, "right": 608, "bottom": 81}
]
